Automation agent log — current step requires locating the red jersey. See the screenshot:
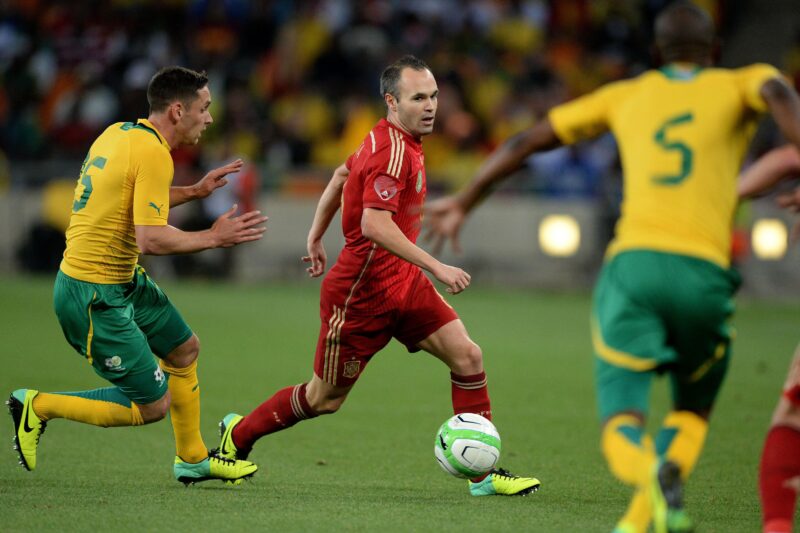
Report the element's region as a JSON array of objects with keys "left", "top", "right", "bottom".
[{"left": 322, "top": 118, "right": 427, "bottom": 315}]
